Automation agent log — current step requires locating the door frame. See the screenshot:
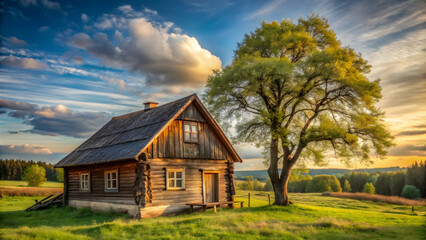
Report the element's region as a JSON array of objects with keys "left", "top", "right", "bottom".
[{"left": 202, "top": 170, "right": 220, "bottom": 203}]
